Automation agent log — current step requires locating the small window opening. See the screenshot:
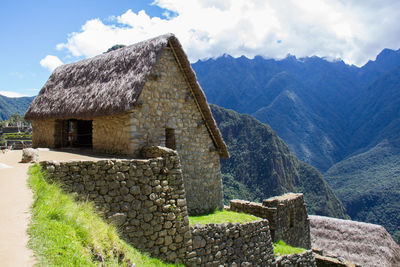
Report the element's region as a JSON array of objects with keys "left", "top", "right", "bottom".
[
  {"left": 165, "top": 128, "right": 176, "bottom": 150},
  {"left": 289, "top": 207, "right": 294, "bottom": 228}
]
